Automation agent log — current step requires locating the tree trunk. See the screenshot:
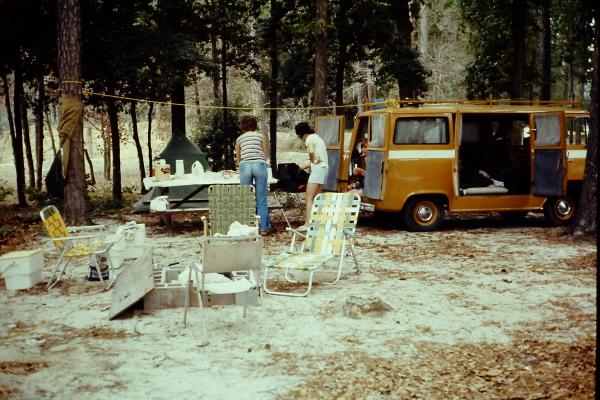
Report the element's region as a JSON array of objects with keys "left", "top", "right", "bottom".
[
  {"left": 511, "top": 0, "right": 527, "bottom": 99},
  {"left": 419, "top": 3, "right": 429, "bottom": 57},
  {"left": 390, "top": 0, "right": 415, "bottom": 98},
  {"left": 21, "top": 96, "right": 35, "bottom": 189},
  {"left": 45, "top": 110, "right": 57, "bottom": 157},
  {"left": 313, "top": 0, "right": 328, "bottom": 116},
  {"left": 1, "top": 72, "right": 27, "bottom": 207},
  {"left": 334, "top": 0, "right": 350, "bottom": 116},
  {"left": 539, "top": 0, "right": 551, "bottom": 100},
  {"left": 35, "top": 78, "right": 45, "bottom": 191},
  {"left": 268, "top": 0, "right": 280, "bottom": 174},
  {"left": 106, "top": 91, "right": 122, "bottom": 203},
  {"left": 58, "top": 0, "right": 87, "bottom": 224},
  {"left": 147, "top": 102, "right": 154, "bottom": 175},
  {"left": 103, "top": 120, "right": 111, "bottom": 181},
  {"left": 571, "top": 8, "right": 598, "bottom": 235},
  {"left": 130, "top": 102, "right": 146, "bottom": 194},
  {"left": 211, "top": 30, "right": 220, "bottom": 101},
  {"left": 12, "top": 70, "right": 28, "bottom": 207},
  {"left": 83, "top": 148, "right": 95, "bottom": 186},
  {"left": 222, "top": 37, "right": 233, "bottom": 169}
]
